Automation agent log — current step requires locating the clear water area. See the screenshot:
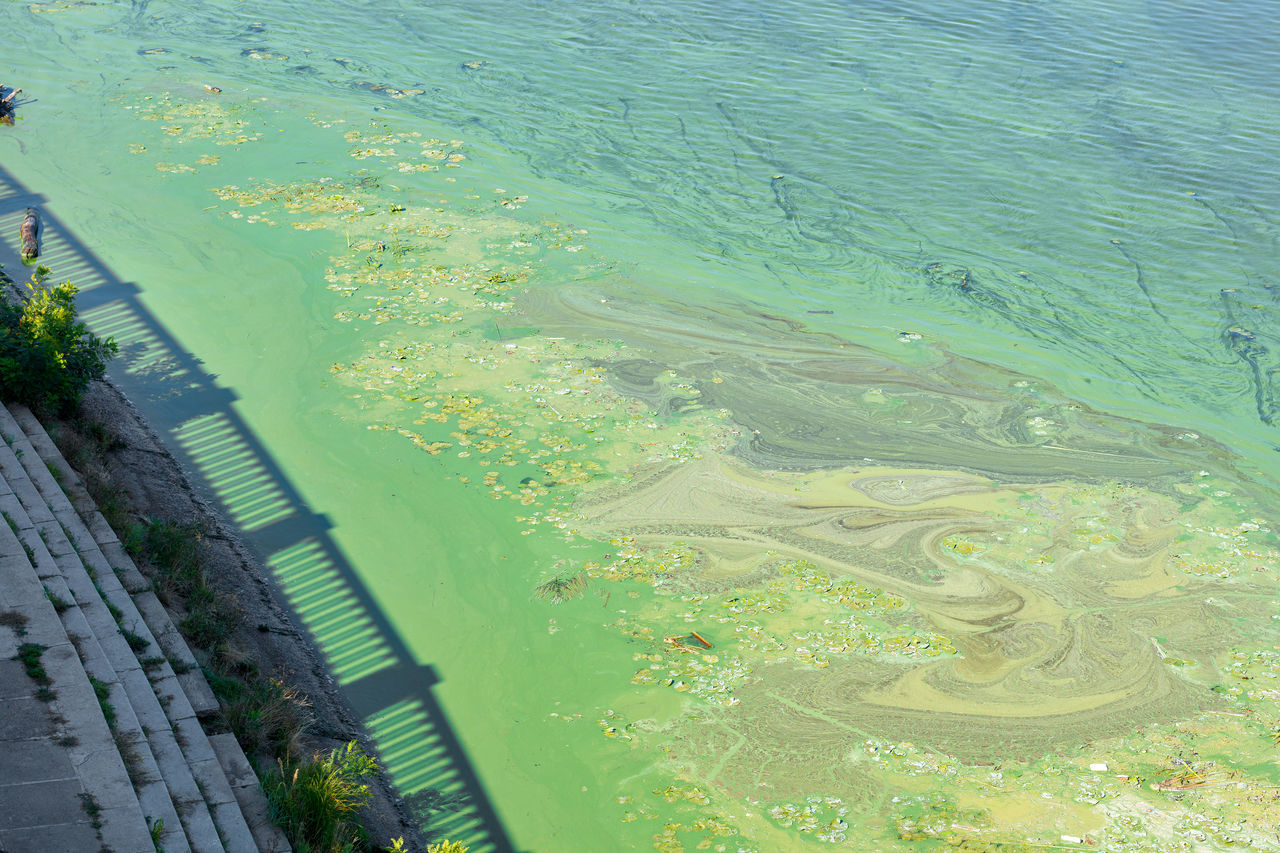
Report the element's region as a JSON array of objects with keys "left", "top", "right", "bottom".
[{"left": 3, "top": 0, "right": 1280, "bottom": 850}]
